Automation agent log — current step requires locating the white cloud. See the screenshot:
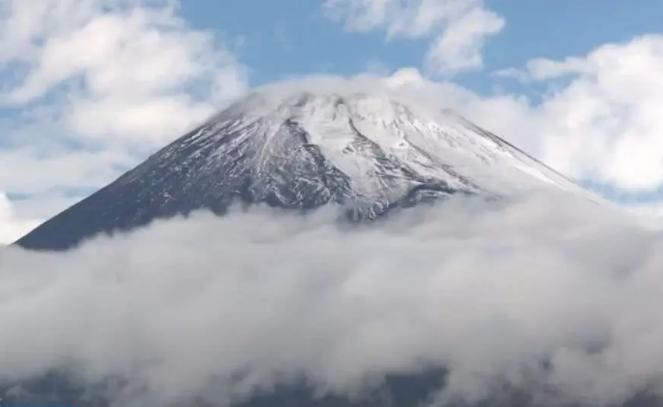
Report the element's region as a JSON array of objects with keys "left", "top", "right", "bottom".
[
  {"left": 490, "top": 35, "right": 663, "bottom": 193},
  {"left": 424, "top": 6, "right": 503, "bottom": 74},
  {"left": 1, "top": 192, "right": 663, "bottom": 406},
  {"left": 0, "top": 0, "right": 248, "bottom": 222},
  {"left": 323, "top": 0, "right": 504, "bottom": 76},
  {"left": 493, "top": 57, "right": 591, "bottom": 82},
  {"left": 0, "top": 192, "right": 41, "bottom": 244},
  {"left": 0, "top": 0, "right": 247, "bottom": 145}
]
